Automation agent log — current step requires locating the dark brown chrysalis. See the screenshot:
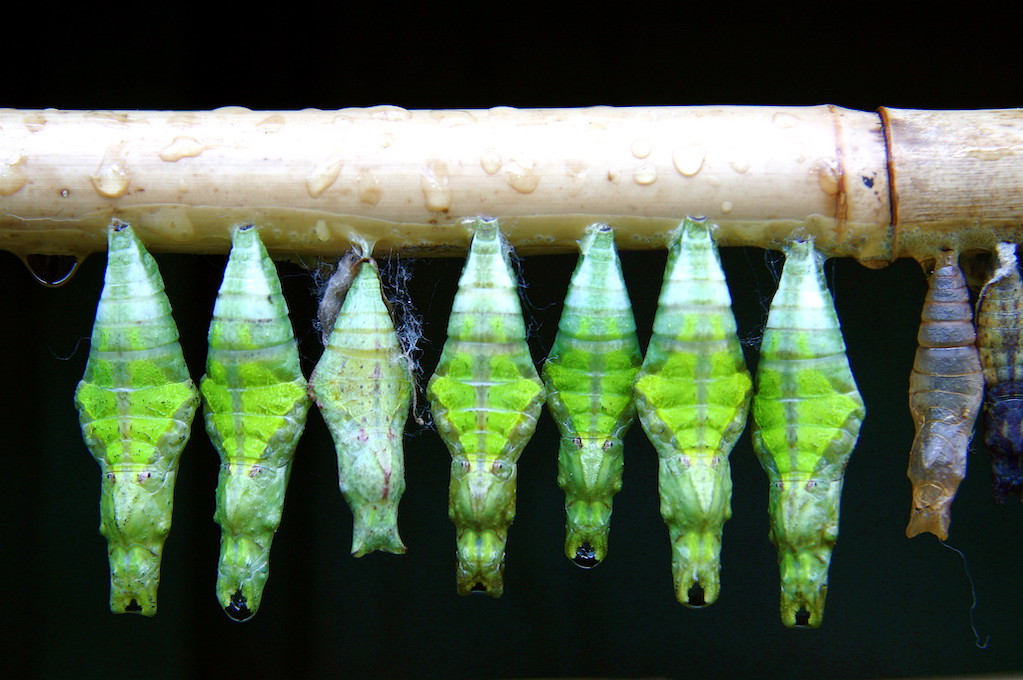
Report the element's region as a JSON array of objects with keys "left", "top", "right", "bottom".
[{"left": 976, "top": 242, "right": 1023, "bottom": 502}]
